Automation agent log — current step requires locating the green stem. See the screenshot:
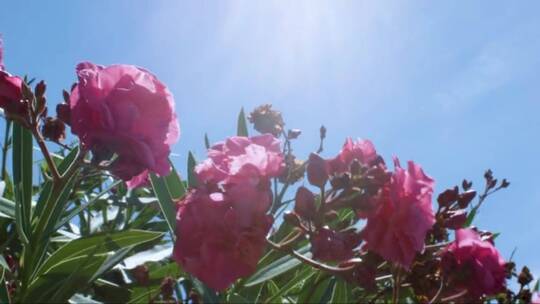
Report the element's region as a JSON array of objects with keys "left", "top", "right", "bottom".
[{"left": 1, "top": 119, "right": 12, "bottom": 181}]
